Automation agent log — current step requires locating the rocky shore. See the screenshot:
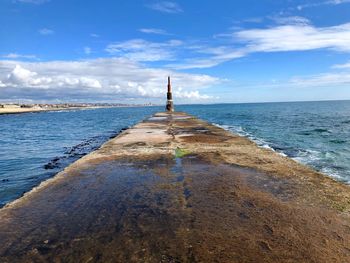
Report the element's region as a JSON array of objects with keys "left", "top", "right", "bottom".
[{"left": 0, "top": 112, "right": 349, "bottom": 262}]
